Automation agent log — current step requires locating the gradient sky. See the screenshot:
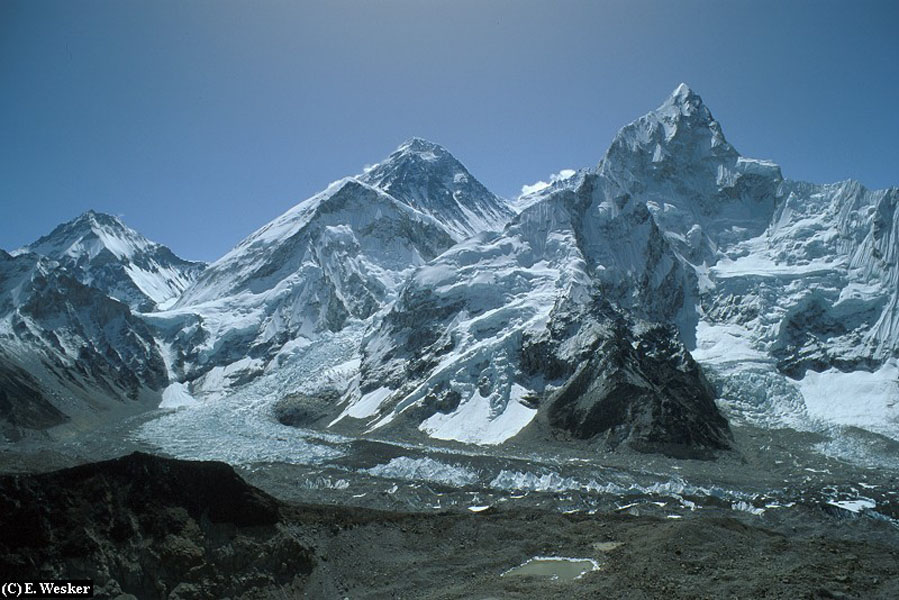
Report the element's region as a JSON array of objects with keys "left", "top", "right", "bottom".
[{"left": 2, "top": 0, "right": 897, "bottom": 261}]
